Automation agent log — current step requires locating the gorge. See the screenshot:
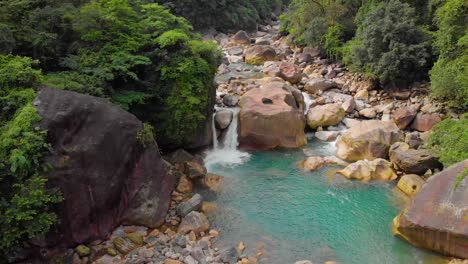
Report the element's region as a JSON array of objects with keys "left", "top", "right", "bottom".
[{"left": 0, "top": 0, "right": 467, "bottom": 264}]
